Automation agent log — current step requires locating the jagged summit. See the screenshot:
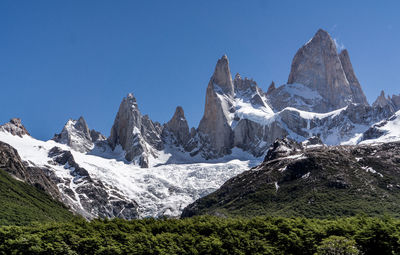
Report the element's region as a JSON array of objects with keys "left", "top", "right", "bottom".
[
  {"left": 373, "top": 91, "right": 389, "bottom": 108},
  {"left": 211, "top": 55, "right": 234, "bottom": 96},
  {"left": 1, "top": 28, "right": 400, "bottom": 221},
  {"left": 286, "top": 28, "right": 368, "bottom": 112},
  {"left": 266, "top": 81, "right": 276, "bottom": 94},
  {"left": 108, "top": 93, "right": 163, "bottom": 167},
  {"left": 197, "top": 56, "right": 235, "bottom": 158},
  {"left": 53, "top": 116, "right": 106, "bottom": 153},
  {"left": 313, "top": 28, "right": 330, "bottom": 41},
  {"left": 0, "top": 118, "right": 30, "bottom": 137},
  {"left": 163, "top": 106, "right": 190, "bottom": 147}
]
